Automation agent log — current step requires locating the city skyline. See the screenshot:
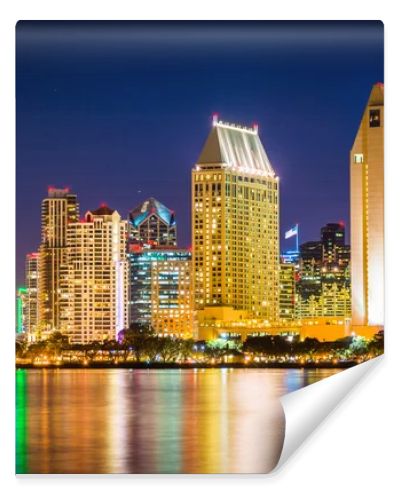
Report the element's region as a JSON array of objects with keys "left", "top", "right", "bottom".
[
  {"left": 17, "top": 183, "right": 352, "bottom": 283},
  {"left": 16, "top": 21, "right": 383, "bottom": 285},
  {"left": 14, "top": 20, "right": 385, "bottom": 478}
]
